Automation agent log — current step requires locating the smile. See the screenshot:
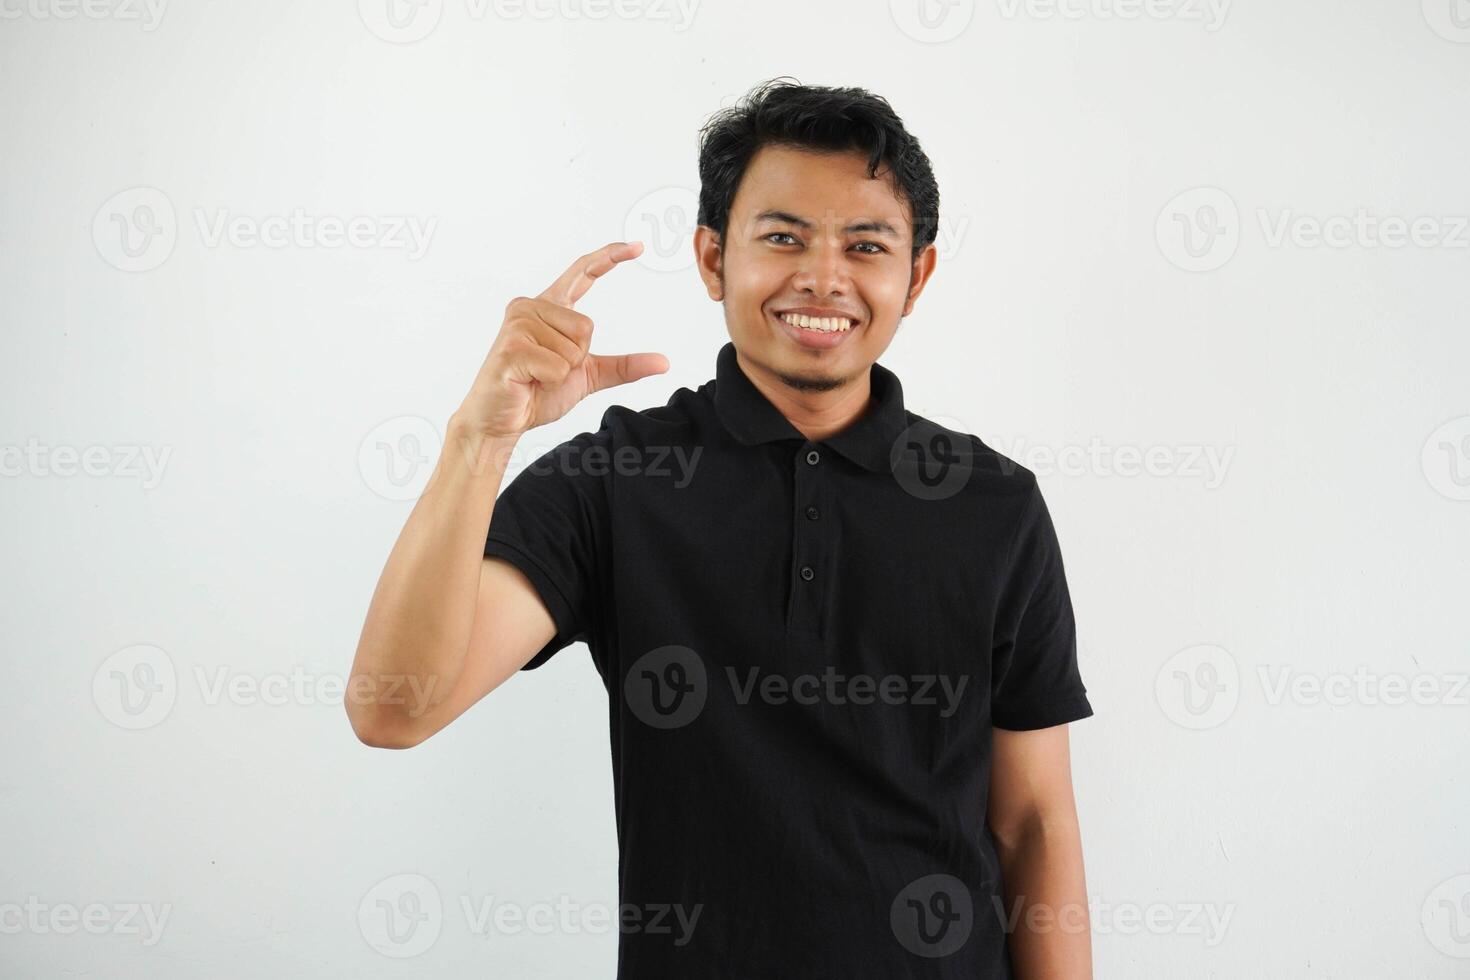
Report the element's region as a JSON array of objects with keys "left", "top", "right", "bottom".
[
  {"left": 777, "top": 312, "right": 854, "bottom": 334},
  {"left": 770, "top": 309, "right": 863, "bottom": 351}
]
